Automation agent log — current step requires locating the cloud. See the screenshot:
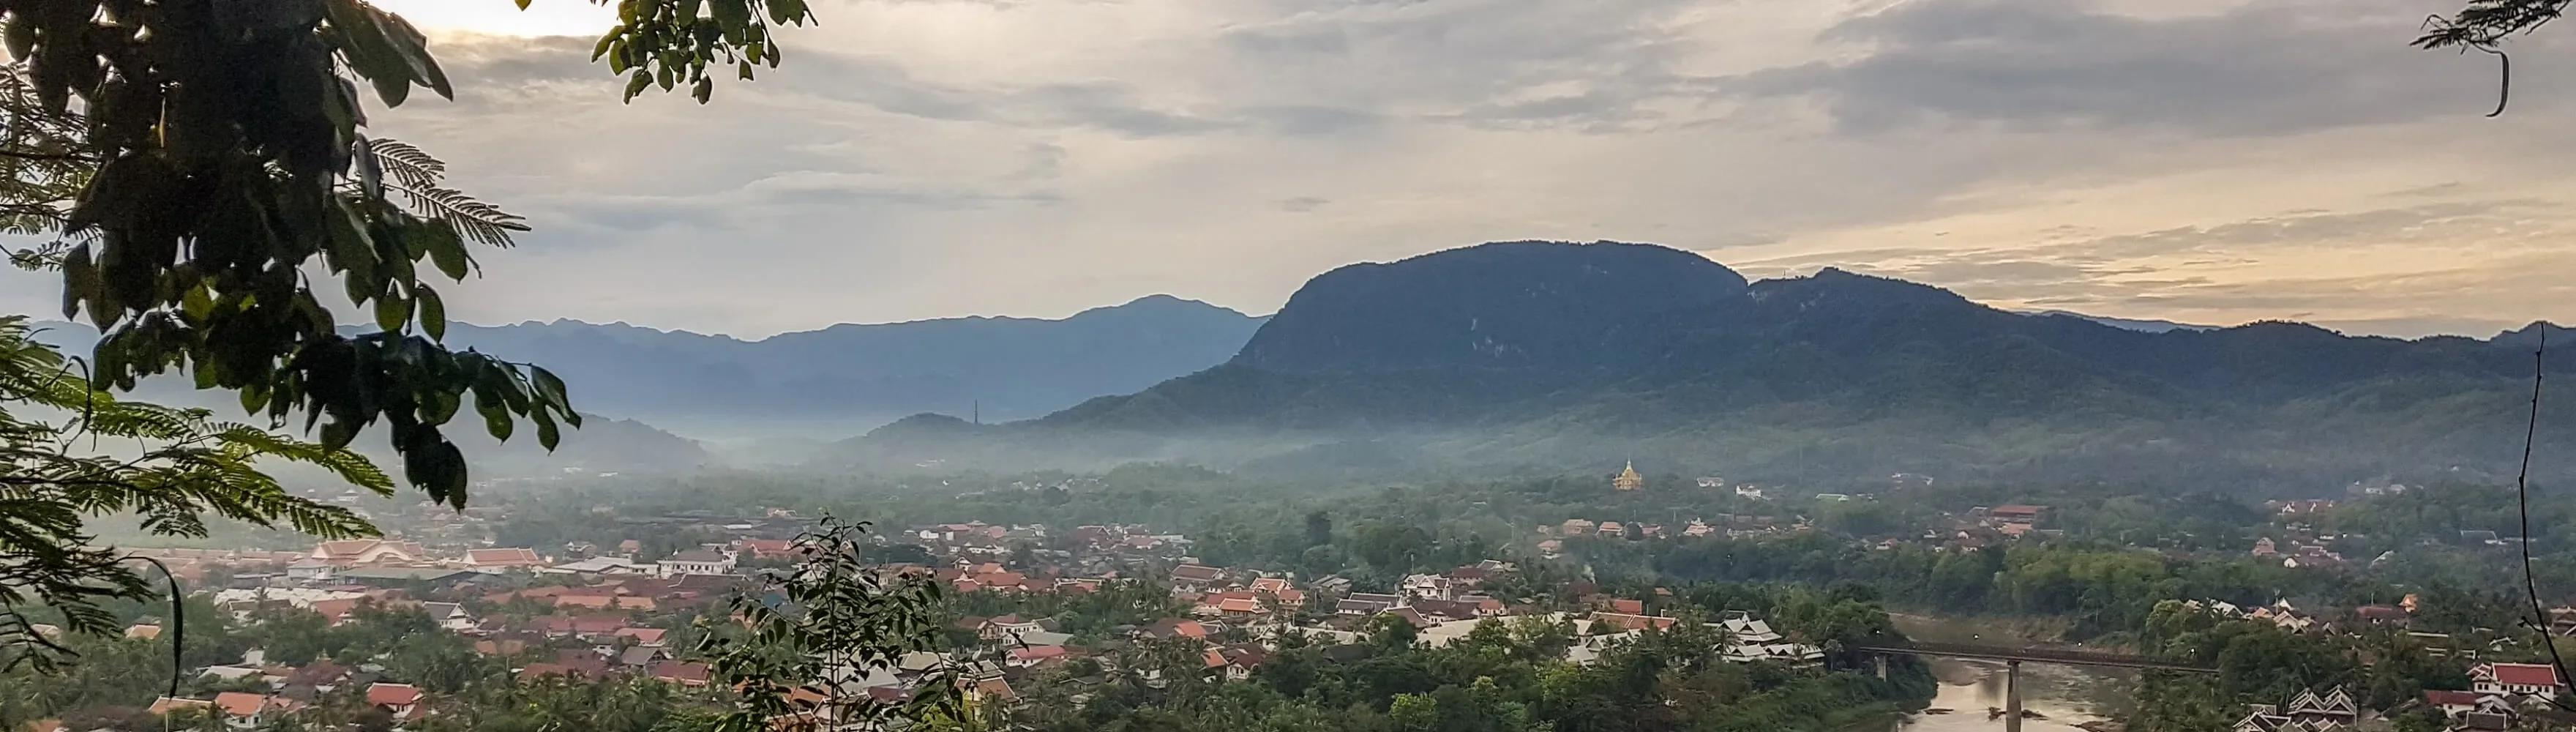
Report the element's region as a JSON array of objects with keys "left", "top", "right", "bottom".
[
  {"left": 1276, "top": 196, "right": 1330, "bottom": 212},
  {"left": 1723, "top": 0, "right": 2520, "bottom": 136},
  {"left": 14, "top": 0, "right": 2575, "bottom": 341}
]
